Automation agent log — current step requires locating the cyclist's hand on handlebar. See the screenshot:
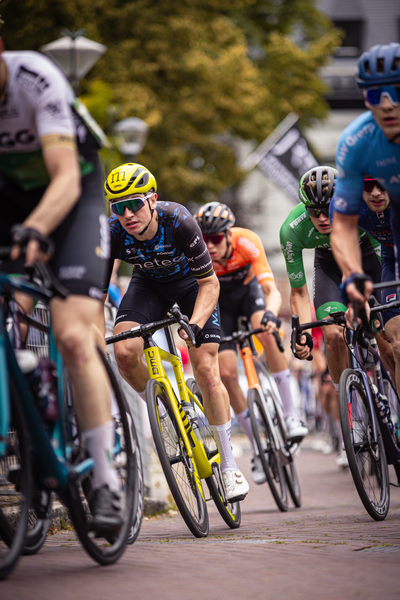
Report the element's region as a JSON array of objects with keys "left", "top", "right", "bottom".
[
  {"left": 10, "top": 225, "right": 54, "bottom": 265},
  {"left": 261, "top": 310, "right": 281, "bottom": 334},
  {"left": 339, "top": 273, "right": 374, "bottom": 308},
  {"left": 344, "top": 301, "right": 371, "bottom": 331},
  {"left": 178, "top": 323, "right": 205, "bottom": 349},
  {"left": 295, "top": 333, "right": 313, "bottom": 360}
]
